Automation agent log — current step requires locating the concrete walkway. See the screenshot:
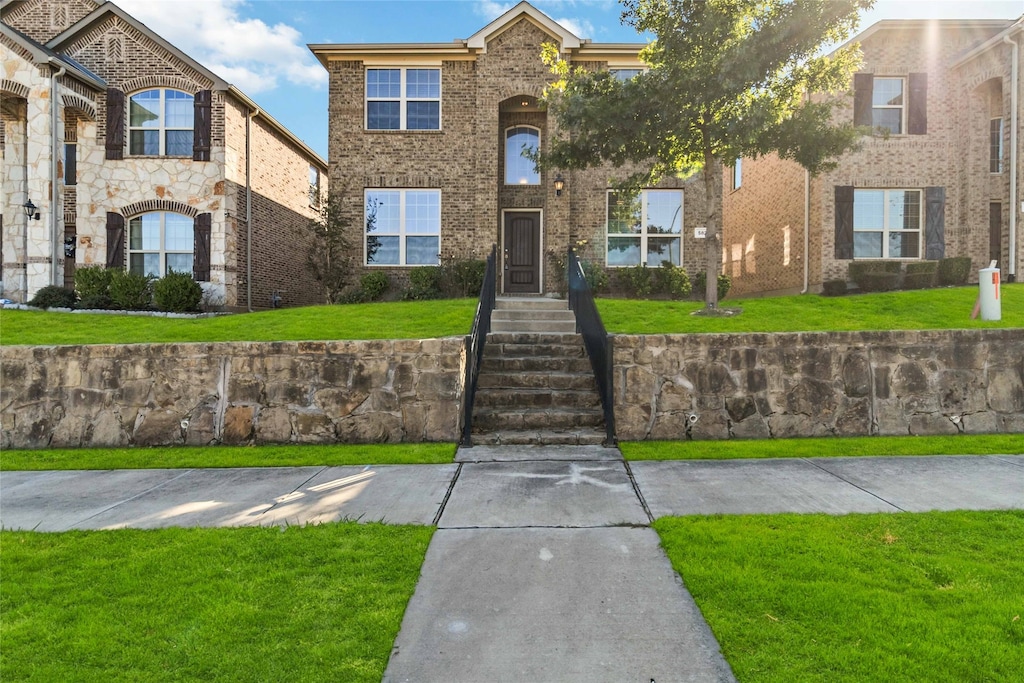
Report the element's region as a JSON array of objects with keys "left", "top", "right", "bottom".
[{"left": 2, "top": 448, "right": 1022, "bottom": 682}]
